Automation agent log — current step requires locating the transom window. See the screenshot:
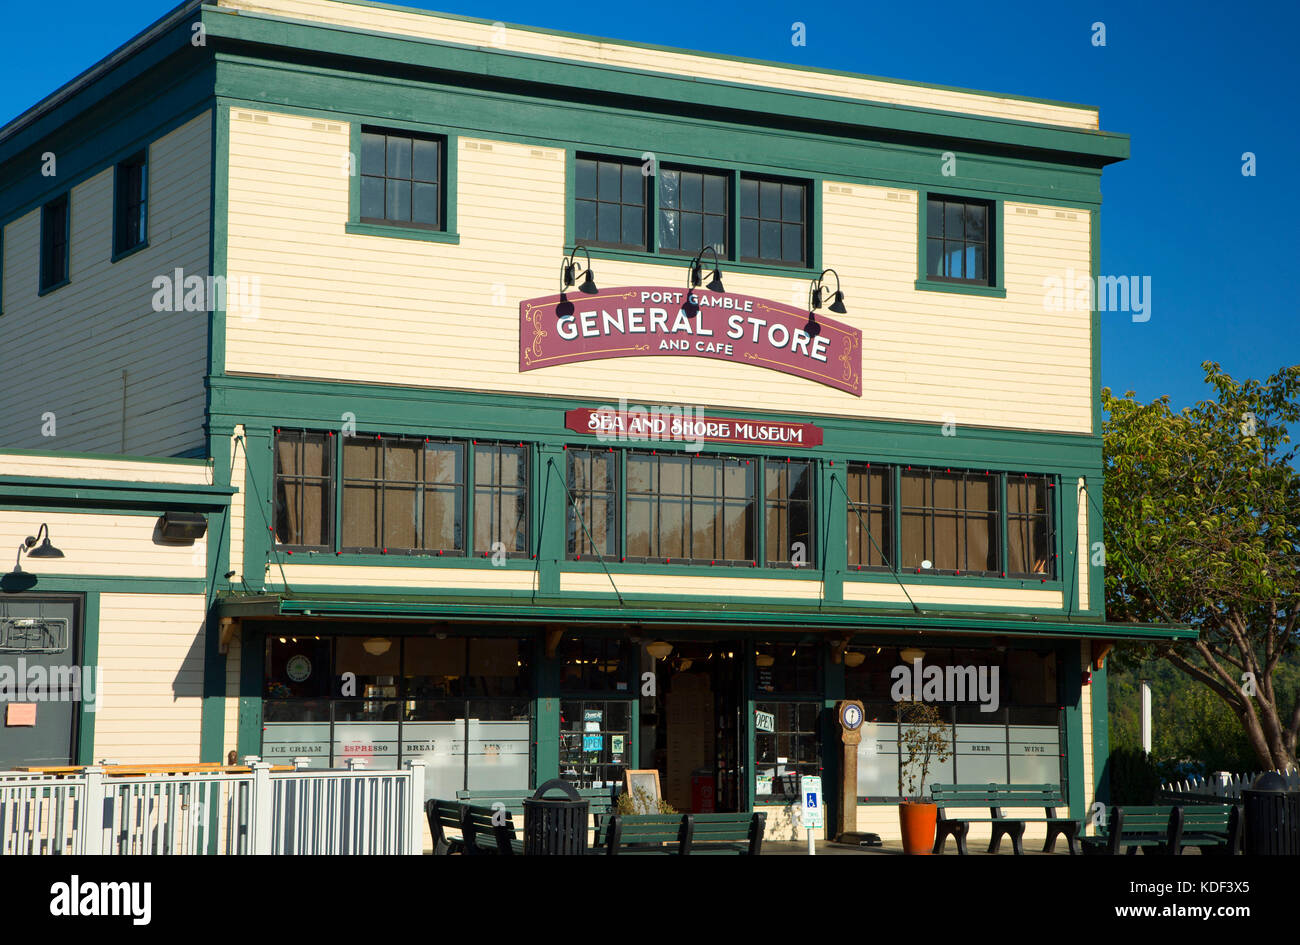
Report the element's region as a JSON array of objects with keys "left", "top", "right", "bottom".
[
  {"left": 575, "top": 156, "right": 646, "bottom": 250},
  {"left": 740, "top": 175, "right": 807, "bottom": 266},
  {"left": 1007, "top": 474, "right": 1056, "bottom": 578},
  {"left": 625, "top": 452, "right": 755, "bottom": 564},
  {"left": 900, "top": 468, "right": 1000, "bottom": 575},
  {"left": 659, "top": 167, "right": 728, "bottom": 256},
  {"left": 846, "top": 462, "right": 893, "bottom": 570},
  {"left": 926, "top": 195, "right": 992, "bottom": 285},
  {"left": 273, "top": 429, "right": 335, "bottom": 550},
  {"left": 360, "top": 128, "right": 444, "bottom": 229},
  {"left": 113, "top": 152, "right": 147, "bottom": 257}
]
